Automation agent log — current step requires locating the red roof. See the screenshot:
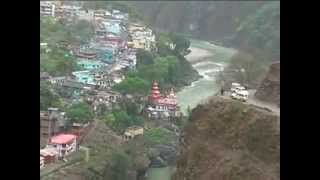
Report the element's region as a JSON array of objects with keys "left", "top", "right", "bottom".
[{"left": 50, "top": 134, "right": 77, "bottom": 144}]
